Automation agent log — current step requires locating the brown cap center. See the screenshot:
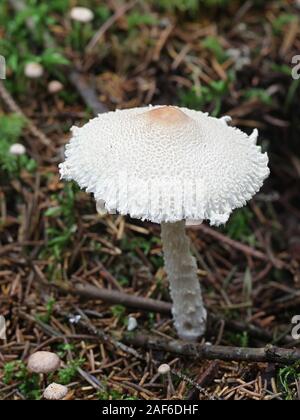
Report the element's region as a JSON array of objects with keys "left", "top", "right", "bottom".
[{"left": 143, "top": 106, "right": 190, "bottom": 126}]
